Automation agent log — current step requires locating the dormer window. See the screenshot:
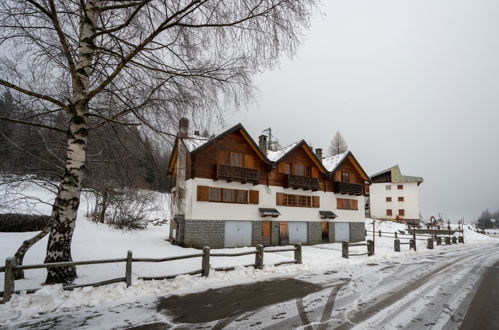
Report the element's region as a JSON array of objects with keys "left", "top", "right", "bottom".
[{"left": 341, "top": 171, "right": 350, "bottom": 183}]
